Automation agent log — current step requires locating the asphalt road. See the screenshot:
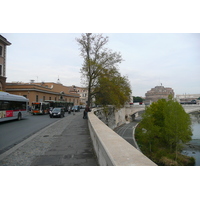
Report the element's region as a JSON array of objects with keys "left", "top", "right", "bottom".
[
  {"left": 0, "top": 112, "right": 65, "bottom": 154},
  {"left": 114, "top": 117, "right": 142, "bottom": 149}
]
